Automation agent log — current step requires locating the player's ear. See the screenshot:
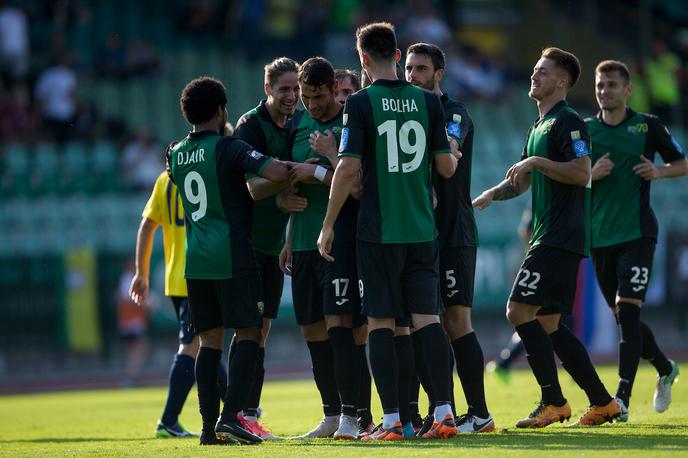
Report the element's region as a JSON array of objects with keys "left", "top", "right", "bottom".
[
  {"left": 264, "top": 82, "right": 271, "bottom": 97},
  {"left": 435, "top": 67, "right": 445, "bottom": 83},
  {"left": 625, "top": 81, "right": 633, "bottom": 98},
  {"left": 395, "top": 49, "right": 401, "bottom": 62}
]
